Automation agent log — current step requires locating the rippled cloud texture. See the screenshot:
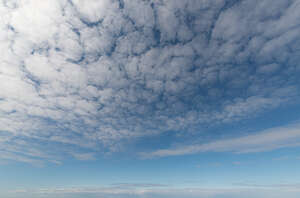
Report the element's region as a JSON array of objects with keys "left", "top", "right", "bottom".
[{"left": 1, "top": 0, "right": 300, "bottom": 164}]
